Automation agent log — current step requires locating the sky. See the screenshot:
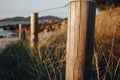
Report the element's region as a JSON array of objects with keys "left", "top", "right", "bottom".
[{"left": 0, "top": 0, "right": 72, "bottom": 19}]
